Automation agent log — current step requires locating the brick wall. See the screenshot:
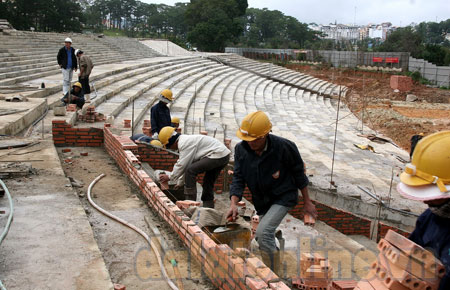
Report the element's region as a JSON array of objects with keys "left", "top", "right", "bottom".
[
  {"left": 103, "top": 125, "right": 290, "bottom": 290},
  {"left": 52, "top": 120, "right": 103, "bottom": 147},
  {"left": 377, "top": 222, "right": 410, "bottom": 241}
]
